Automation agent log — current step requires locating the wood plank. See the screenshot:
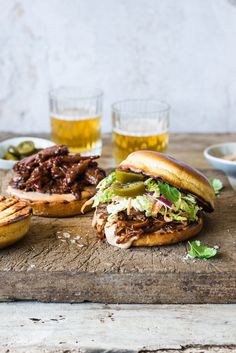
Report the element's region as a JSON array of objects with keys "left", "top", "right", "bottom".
[
  {"left": 0, "top": 303, "right": 236, "bottom": 352},
  {"left": 0, "top": 168, "right": 235, "bottom": 303}
]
